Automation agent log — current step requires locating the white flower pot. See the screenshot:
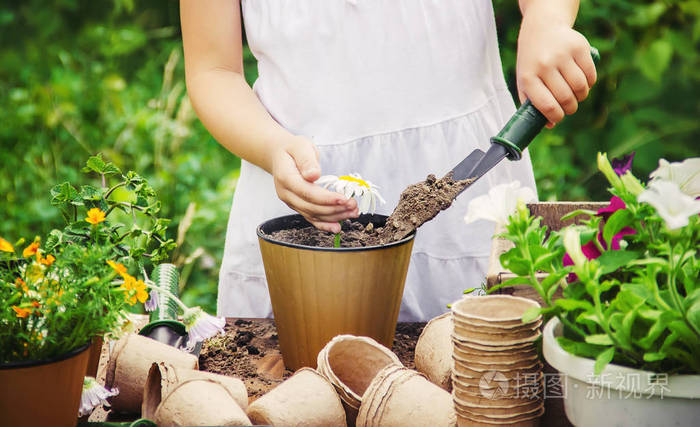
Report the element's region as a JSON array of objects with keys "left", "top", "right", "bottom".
[{"left": 543, "top": 318, "right": 700, "bottom": 427}]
